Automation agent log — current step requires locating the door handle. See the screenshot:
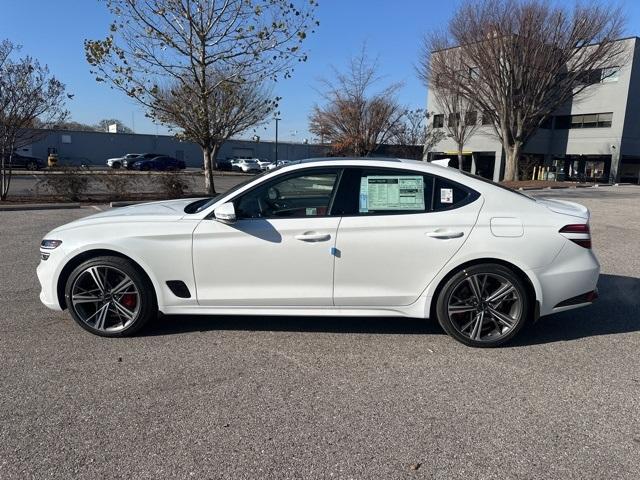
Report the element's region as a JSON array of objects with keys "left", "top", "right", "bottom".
[
  {"left": 295, "top": 232, "right": 331, "bottom": 242},
  {"left": 427, "top": 230, "right": 464, "bottom": 239}
]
